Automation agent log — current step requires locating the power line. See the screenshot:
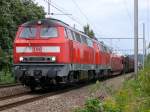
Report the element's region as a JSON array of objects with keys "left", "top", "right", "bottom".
[
  {"left": 50, "top": 1, "right": 84, "bottom": 27},
  {"left": 98, "top": 37, "right": 143, "bottom": 39},
  {"left": 71, "top": 0, "right": 90, "bottom": 23},
  {"left": 113, "top": 49, "right": 143, "bottom": 51},
  {"left": 43, "top": 0, "right": 84, "bottom": 26},
  {"left": 44, "top": 0, "right": 107, "bottom": 38},
  {"left": 47, "top": 0, "right": 51, "bottom": 15},
  {"left": 71, "top": 0, "right": 104, "bottom": 37},
  {"left": 122, "top": 0, "right": 132, "bottom": 24}
]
